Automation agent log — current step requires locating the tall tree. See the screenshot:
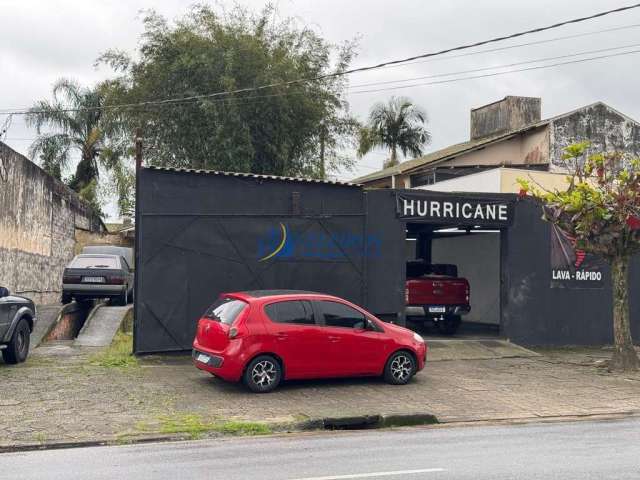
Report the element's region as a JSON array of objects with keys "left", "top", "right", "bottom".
[
  {"left": 358, "top": 96, "right": 431, "bottom": 169},
  {"left": 519, "top": 142, "right": 640, "bottom": 371},
  {"left": 98, "top": 5, "right": 359, "bottom": 178},
  {"left": 26, "top": 79, "right": 129, "bottom": 215},
  {"left": 29, "top": 135, "right": 69, "bottom": 180}
]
